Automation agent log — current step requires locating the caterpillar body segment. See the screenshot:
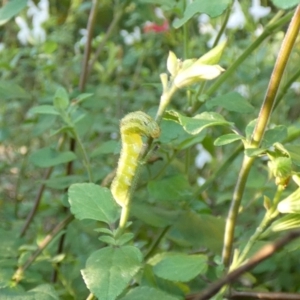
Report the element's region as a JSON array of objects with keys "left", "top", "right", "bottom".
[{"left": 111, "top": 111, "right": 160, "bottom": 207}]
